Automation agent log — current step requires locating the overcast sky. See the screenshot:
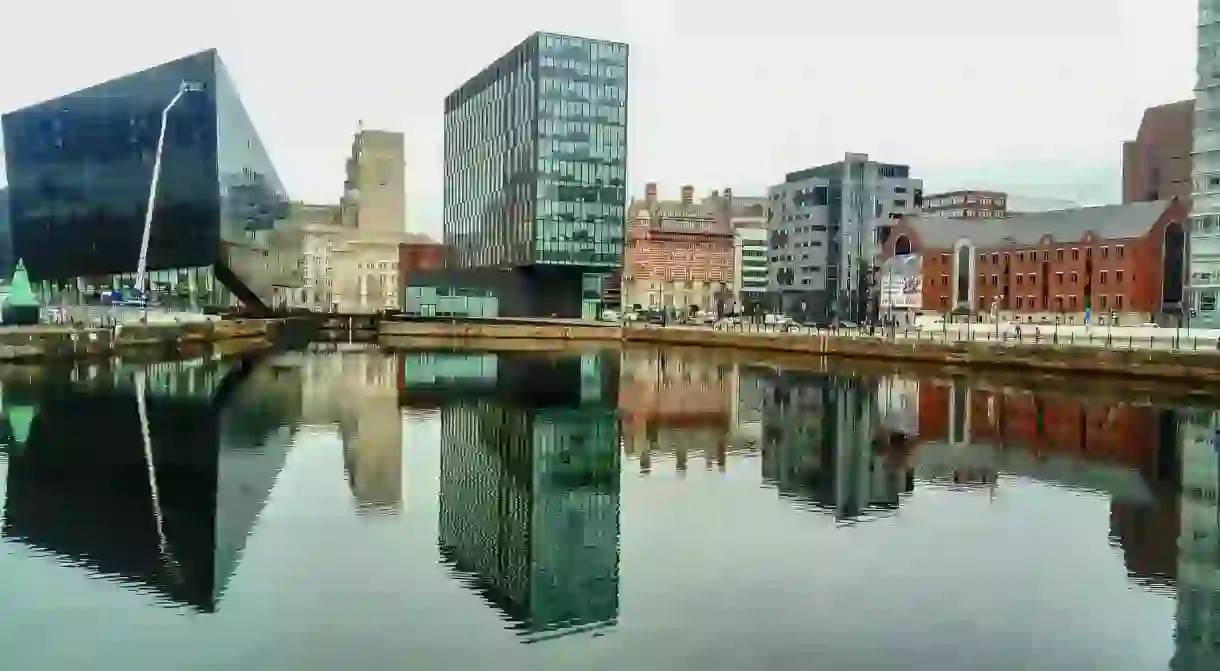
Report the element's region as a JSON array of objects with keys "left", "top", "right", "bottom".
[{"left": 0, "top": 0, "right": 1198, "bottom": 237}]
